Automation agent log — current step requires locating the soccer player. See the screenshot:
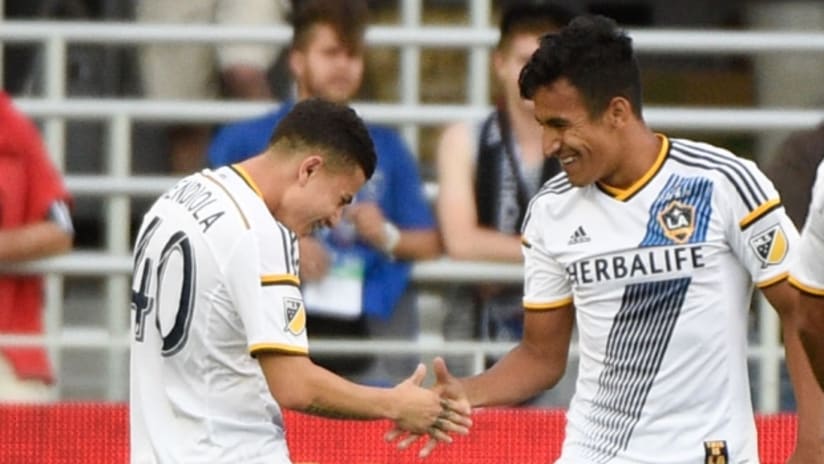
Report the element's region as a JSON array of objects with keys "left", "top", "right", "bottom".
[
  {"left": 208, "top": 0, "right": 439, "bottom": 385},
  {"left": 129, "top": 99, "right": 470, "bottom": 463},
  {"left": 790, "top": 160, "right": 824, "bottom": 391},
  {"left": 391, "top": 15, "right": 824, "bottom": 463}
]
